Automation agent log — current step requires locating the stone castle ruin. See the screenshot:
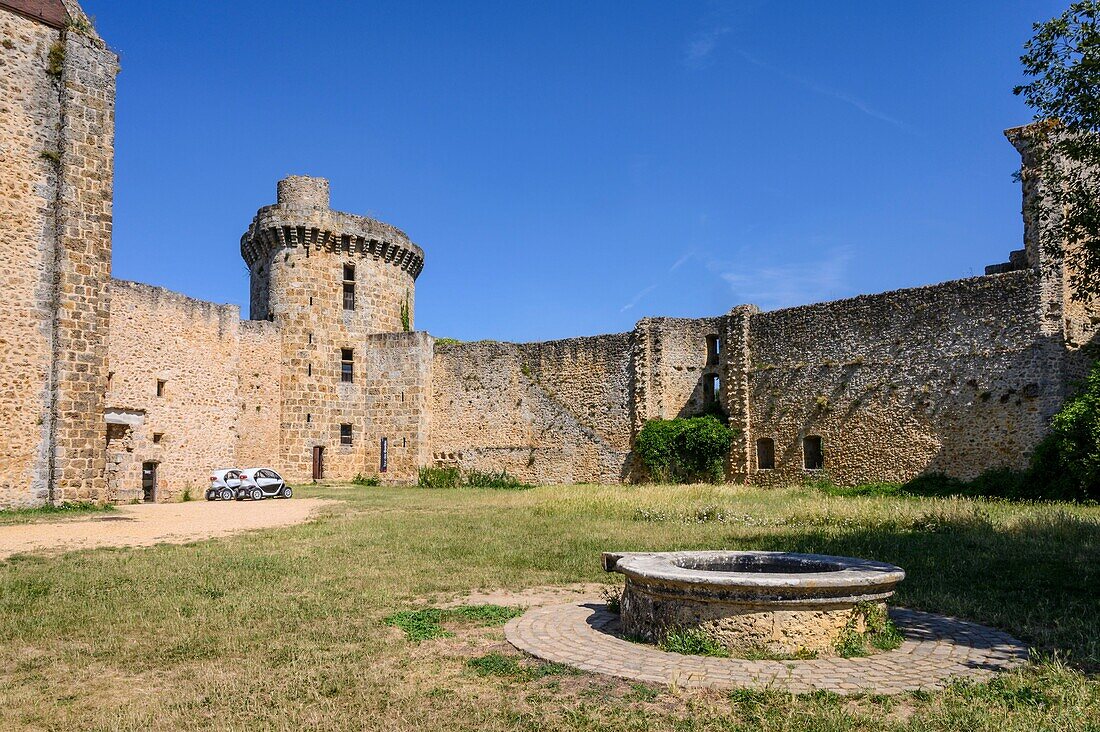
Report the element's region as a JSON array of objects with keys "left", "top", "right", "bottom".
[{"left": 2, "top": 0, "right": 1097, "bottom": 507}]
